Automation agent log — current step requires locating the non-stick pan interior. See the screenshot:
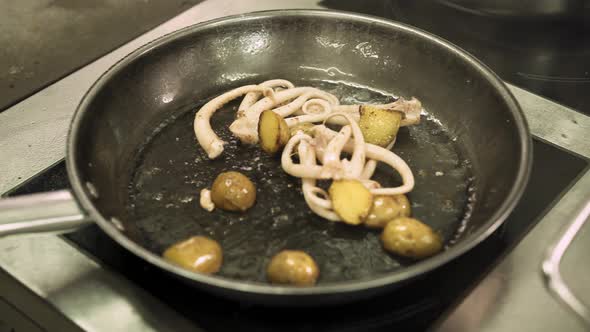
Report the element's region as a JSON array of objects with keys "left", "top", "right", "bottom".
[
  {"left": 125, "top": 79, "right": 475, "bottom": 283},
  {"left": 71, "top": 11, "right": 528, "bottom": 288}
]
